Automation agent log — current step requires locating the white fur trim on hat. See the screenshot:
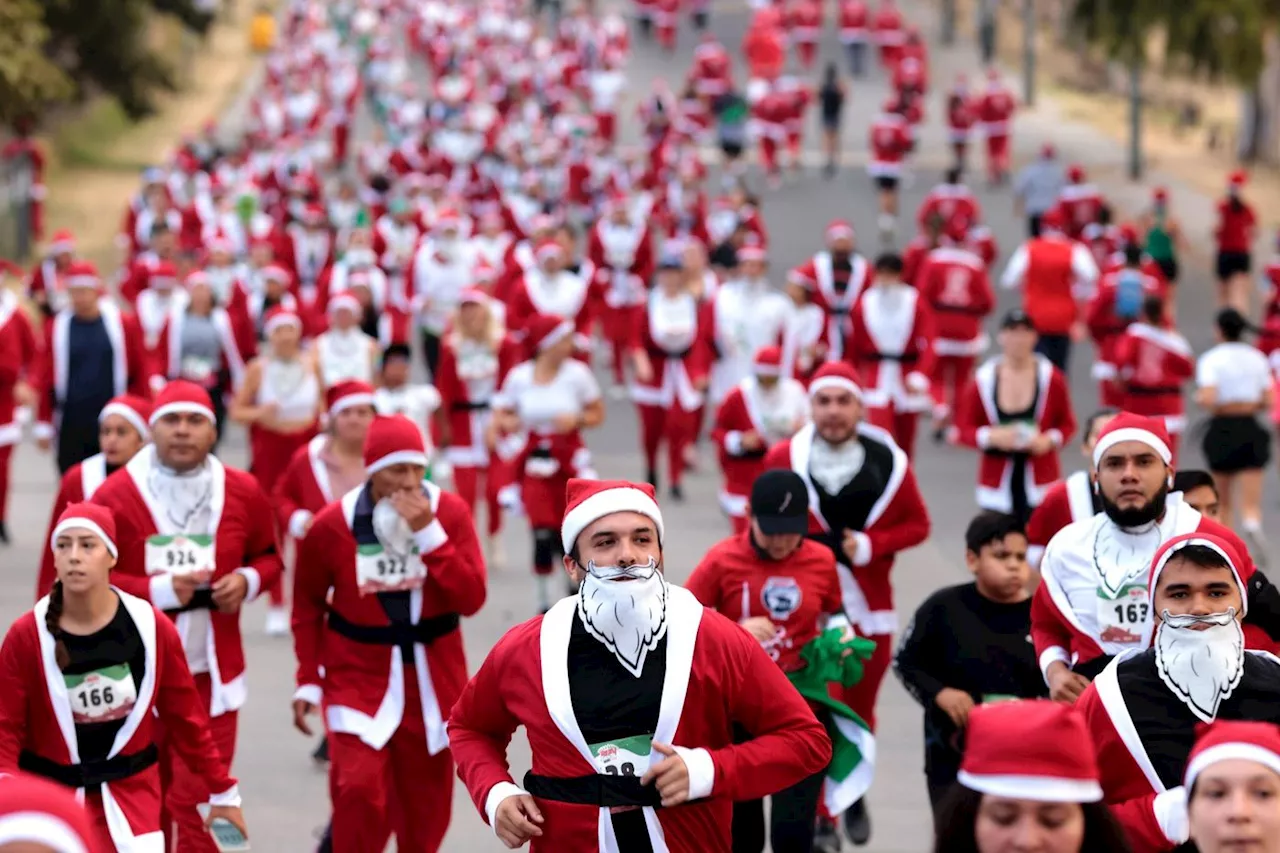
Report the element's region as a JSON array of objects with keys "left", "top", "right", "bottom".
[
  {"left": 65, "top": 274, "right": 99, "bottom": 290},
  {"left": 264, "top": 312, "right": 302, "bottom": 337},
  {"left": 561, "top": 486, "right": 665, "bottom": 553},
  {"left": 1092, "top": 427, "right": 1171, "bottom": 468},
  {"left": 1149, "top": 536, "right": 1247, "bottom": 615},
  {"left": 1185, "top": 743, "right": 1280, "bottom": 791},
  {"left": 328, "top": 293, "right": 362, "bottom": 315},
  {"left": 0, "top": 813, "right": 89, "bottom": 853},
  {"left": 330, "top": 392, "right": 375, "bottom": 415},
  {"left": 956, "top": 770, "right": 1103, "bottom": 804},
  {"left": 149, "top": 401, "right": 216, "bottom": 426},
  {"left": 754, "top": 363, "right": 781, "bottom": 378},
  {"left": 808, "top": 375, "right": 862, "bottom": 400},
  {"left": 98, "top": 402, "right": 150, "bottom": 441},
  {"left": 50, "top": 518, "right": 118, "bottom": 558},
  {"left": 537, "top": 320, "right": 576, "bottom": 353},
  {"left": 366, "top": 449, "right": 429, "bottom": 476}
]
